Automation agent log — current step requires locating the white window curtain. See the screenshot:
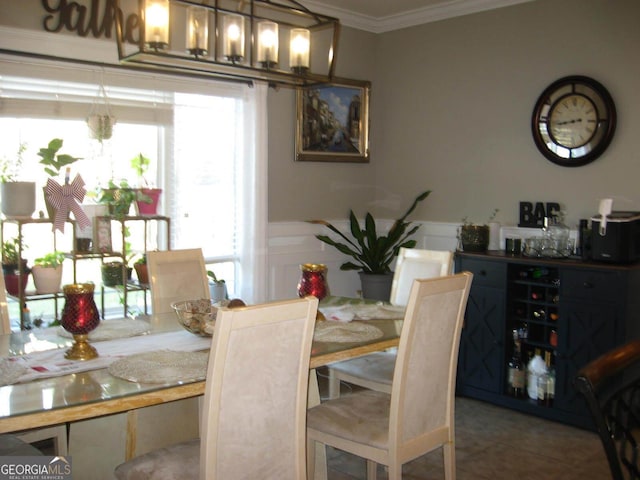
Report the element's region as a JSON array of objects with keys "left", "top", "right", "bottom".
[{"left": 239, "top": 83, "right": 268, "bottom": 303}]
